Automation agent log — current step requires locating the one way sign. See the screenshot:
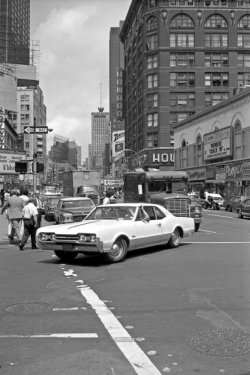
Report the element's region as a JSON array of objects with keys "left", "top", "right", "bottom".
[{"left": 24, "top": 126, "right": 48, "bottom": 134}]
